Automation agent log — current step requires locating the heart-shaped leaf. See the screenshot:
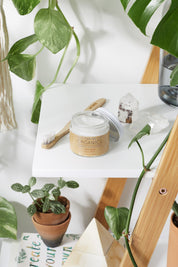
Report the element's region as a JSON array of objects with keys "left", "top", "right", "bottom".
[
  {"left": 8, "top": 54, "right": 36, "bottom": 81},
  {"left": 66, "top": 181, "right": 79, "bottom": 188},
  {"left": 11, "top": 183, "right": 23, "bottom": 192},
  {"left": 31, "top": 189, "right": 46, "bottom": 198},
  {"left": 50, "top": 201, "right": 66, "bottom": 214},
  {"left": 58, "top": 178, "right": 66, "bottom": 189},
  {"left": 34, "top": 8, "right": 72, "bottom": 54},
  {"left": 8, "top": 34, "right": 38, "bottom": 56},
  {"left": 42, "top": 184, "right": 55, "bottom": 192},
  {"left": 28, "top": 177, "right": 37, "bottom": 187},
  {"left": 27, "top": 204, "right": 37, "bottom": 216},
  {"left": 0, "top": 197, "right": 17, "bottom": 239},
  {"left": 128, "top": 124, "right": 151, "bottom": 148},
  {"left": 12, "top": 0, "right": 40, "bottom": 15},
  {"left": 104, "top": 206, "right": 129, "bottom": 240}
]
